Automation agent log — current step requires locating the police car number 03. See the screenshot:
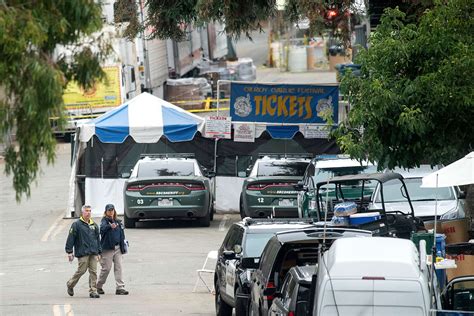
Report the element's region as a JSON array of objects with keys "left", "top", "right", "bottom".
[{"left": 136, "top": 199, "right": 144, "bottom": 205}]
